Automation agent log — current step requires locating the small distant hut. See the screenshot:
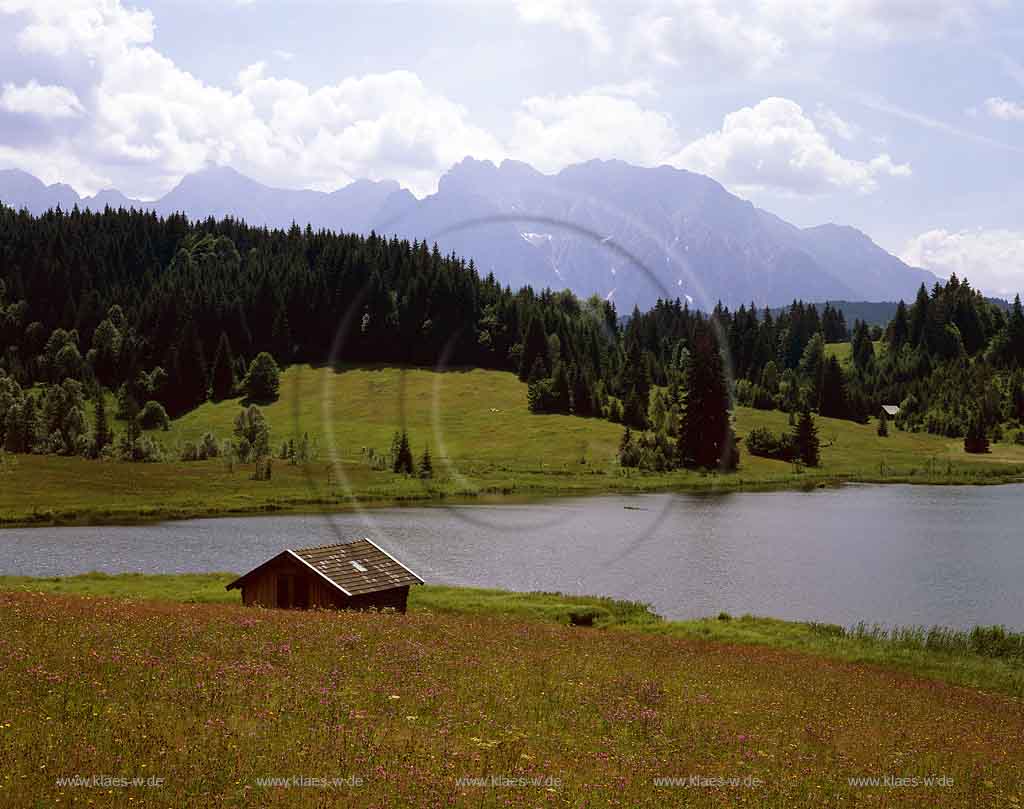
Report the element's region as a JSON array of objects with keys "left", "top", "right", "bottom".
[
  {"left": 226, "top": 538, "right": 423, "bottom": 613},
  {"left": 881, "top": 404, "right": 900, "bottom": 419}
]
